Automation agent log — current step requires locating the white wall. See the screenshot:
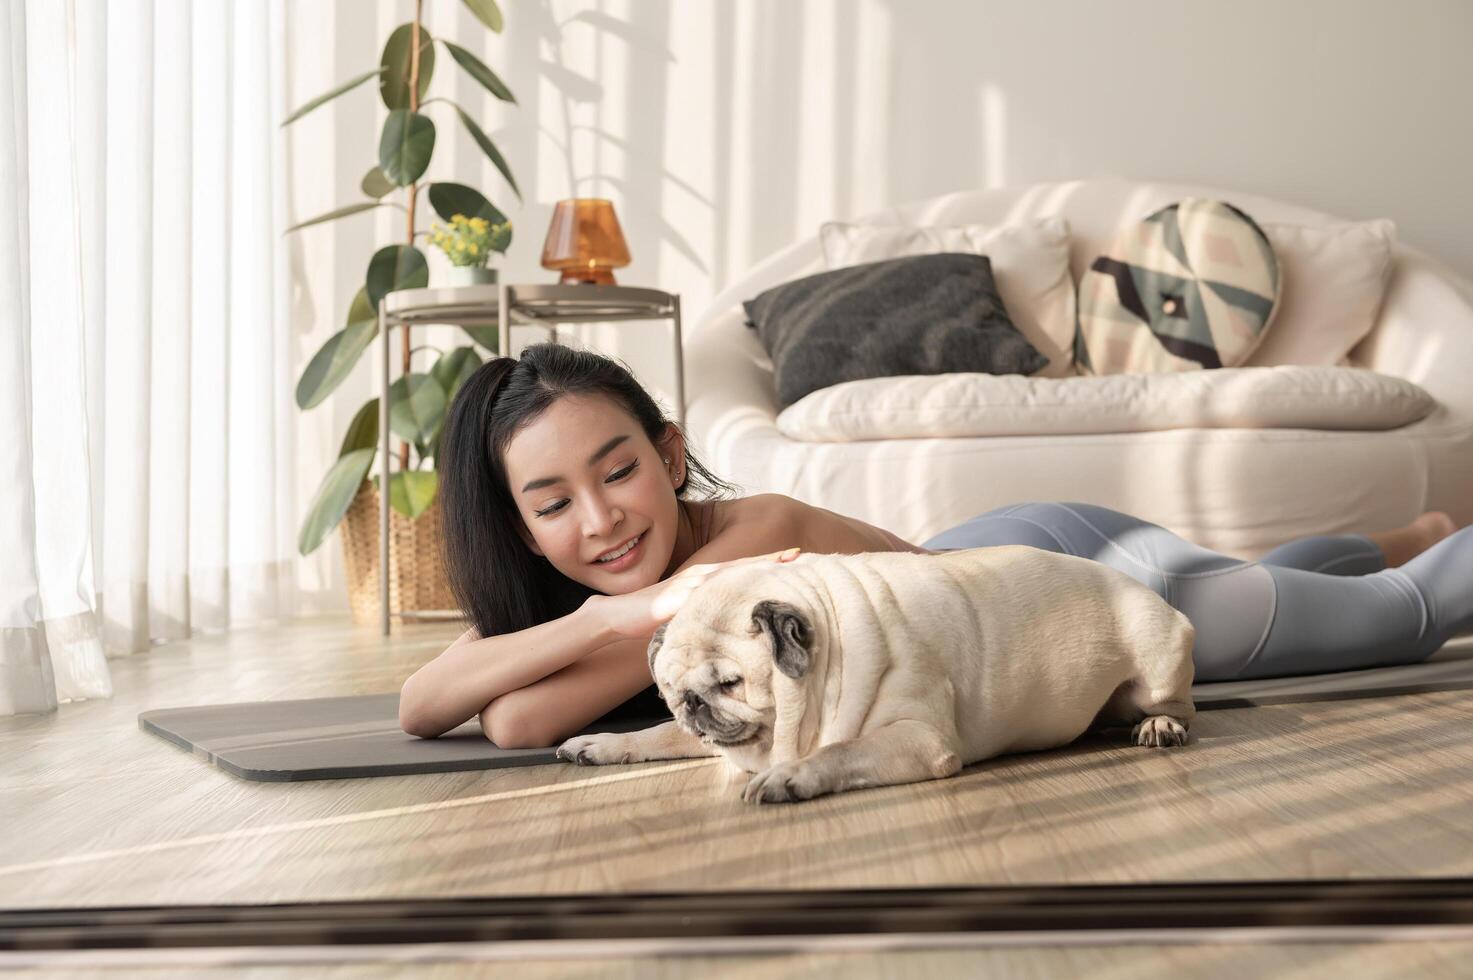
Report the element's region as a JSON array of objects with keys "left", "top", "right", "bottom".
[{"left": 283, "top": 0, "right": 1473, "bottom": 609}]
